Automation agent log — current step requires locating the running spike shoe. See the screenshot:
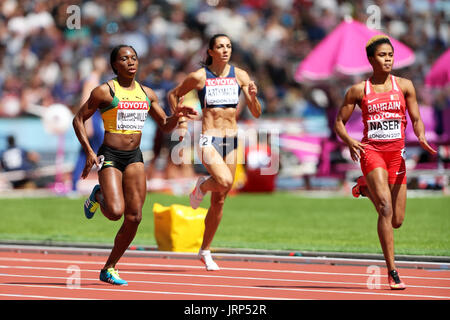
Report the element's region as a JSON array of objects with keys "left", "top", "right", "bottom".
[
  {"left": 99, "top": 268, "right": 128, "bottom": 286},
  {"left": 198, "top": 249, "right": 220, "bottom": 271},
  {"left": 190, "top": 176, "right": 208, "bottom": 209},
  {"left": 352, "top": 176, "right": 367, "bottom": 198},
  {"left": 84, "top": 184, "right": 100, "bottom": 219},
  {"left": 388, "top": 269, "right": 406, "bottom": 290}
]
